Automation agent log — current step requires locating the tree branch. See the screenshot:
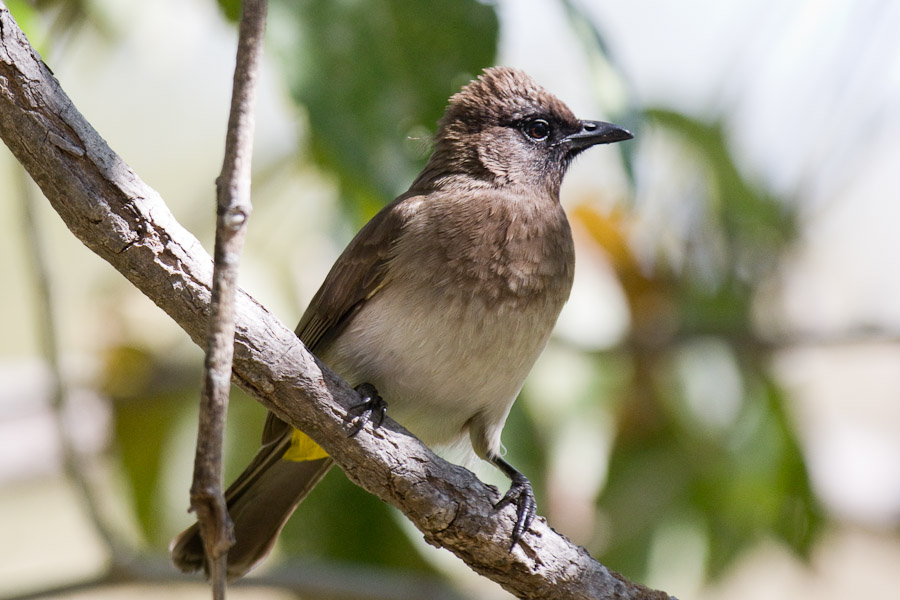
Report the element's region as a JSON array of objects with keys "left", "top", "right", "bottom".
[
  {"left": 0, "top": 5, "right": 673, "bottom": 599},
  {"left": 191, "top": 1, "right": 268, "bottom": 594}
]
